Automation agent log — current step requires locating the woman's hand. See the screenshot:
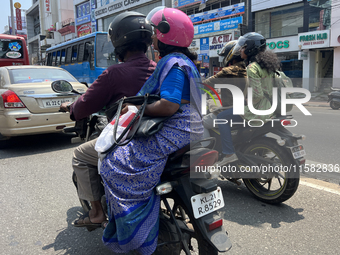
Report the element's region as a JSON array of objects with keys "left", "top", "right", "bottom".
[{"left": 121, "top": 103, "right": 140, "bottom": 115}]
